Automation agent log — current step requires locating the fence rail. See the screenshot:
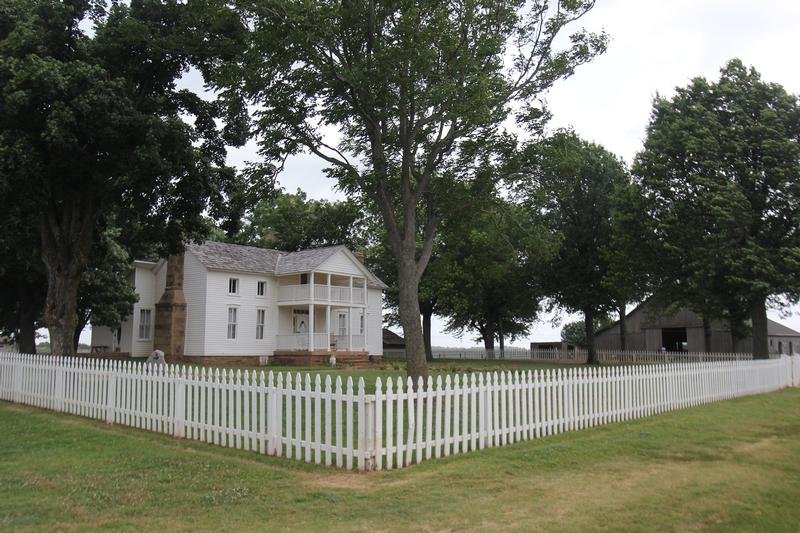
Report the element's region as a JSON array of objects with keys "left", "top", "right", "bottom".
[
  {"left": 1, "top": 352, "right": 798, "bottom": 471},
  {"left": 385, "top": 347, "right": 763, "bottom": 363}
]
